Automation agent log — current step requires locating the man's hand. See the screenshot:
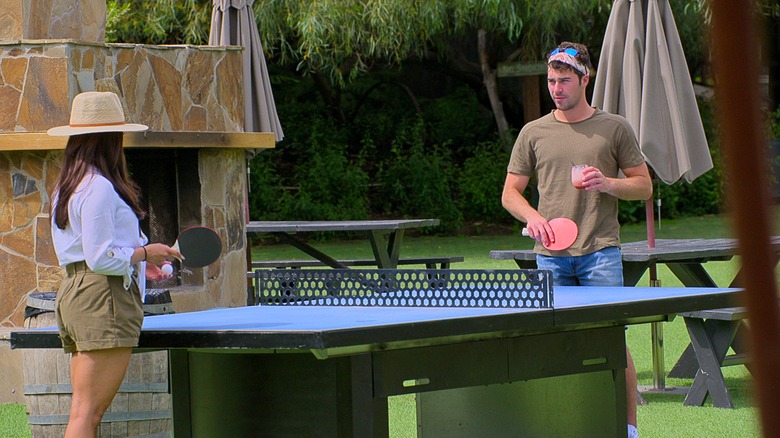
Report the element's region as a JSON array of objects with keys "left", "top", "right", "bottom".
[{"left": 524, "top": 217, "right": 556, "bottom": 248}]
